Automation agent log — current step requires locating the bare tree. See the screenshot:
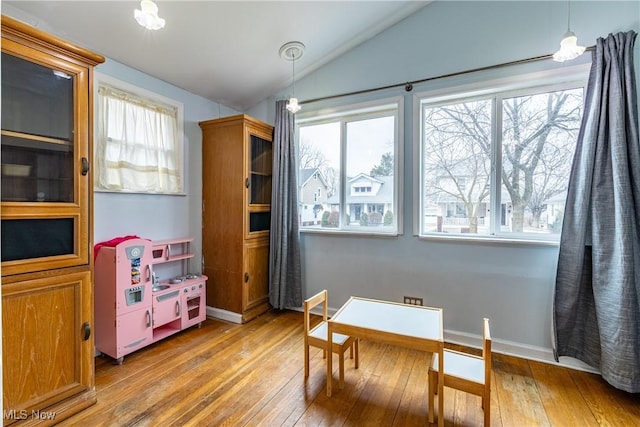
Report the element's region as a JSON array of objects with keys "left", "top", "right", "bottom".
[
  {"left": 423, "top": 88, "right": 582, "bottom": 233},
  {"left": 423, "top": 99, "right": 492, "bottom": 233},
  {"left": 299, "top": 136, "right": 338, "bottom": 197},
  {"left": 502, "top": 90, "right": 581, "bottom": 231}
]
